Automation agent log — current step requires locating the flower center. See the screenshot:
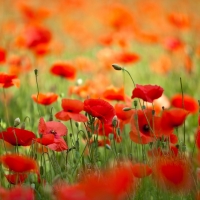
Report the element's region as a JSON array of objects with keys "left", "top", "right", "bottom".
[
  {"left": 143, "top": 124, "right": 150, "bottom": 132},
  {"left": 50, "top": 130, "right": 57, "bottom": 135}
]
